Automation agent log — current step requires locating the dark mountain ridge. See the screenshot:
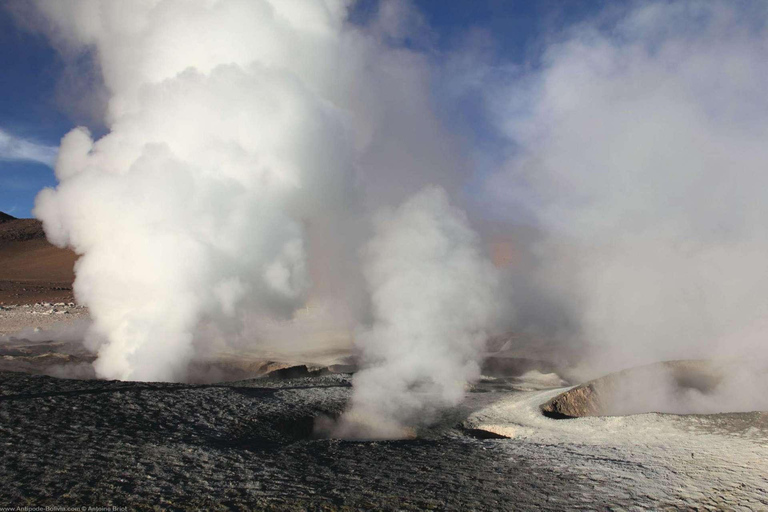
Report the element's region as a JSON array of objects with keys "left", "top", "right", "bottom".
[{"left": 0, "top": 211, "right": 17, "bottom": 223}]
